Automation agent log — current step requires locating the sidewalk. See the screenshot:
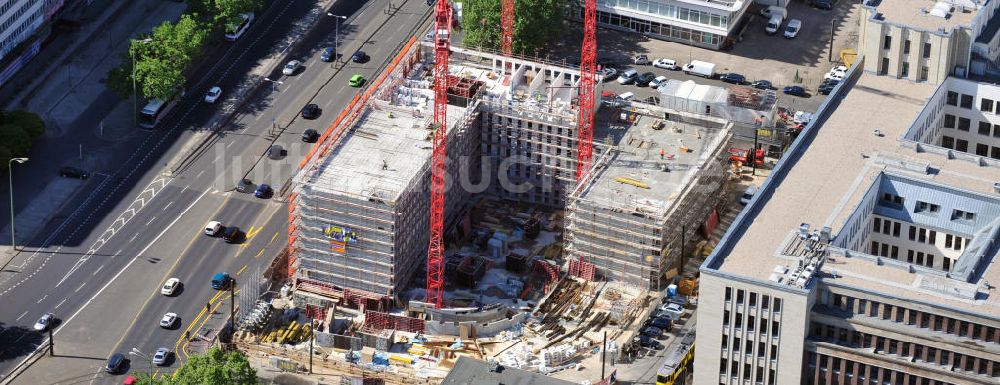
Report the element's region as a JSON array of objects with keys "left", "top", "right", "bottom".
[{"left": 0, "top": 0, "right": 185, "bottom": 278}]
